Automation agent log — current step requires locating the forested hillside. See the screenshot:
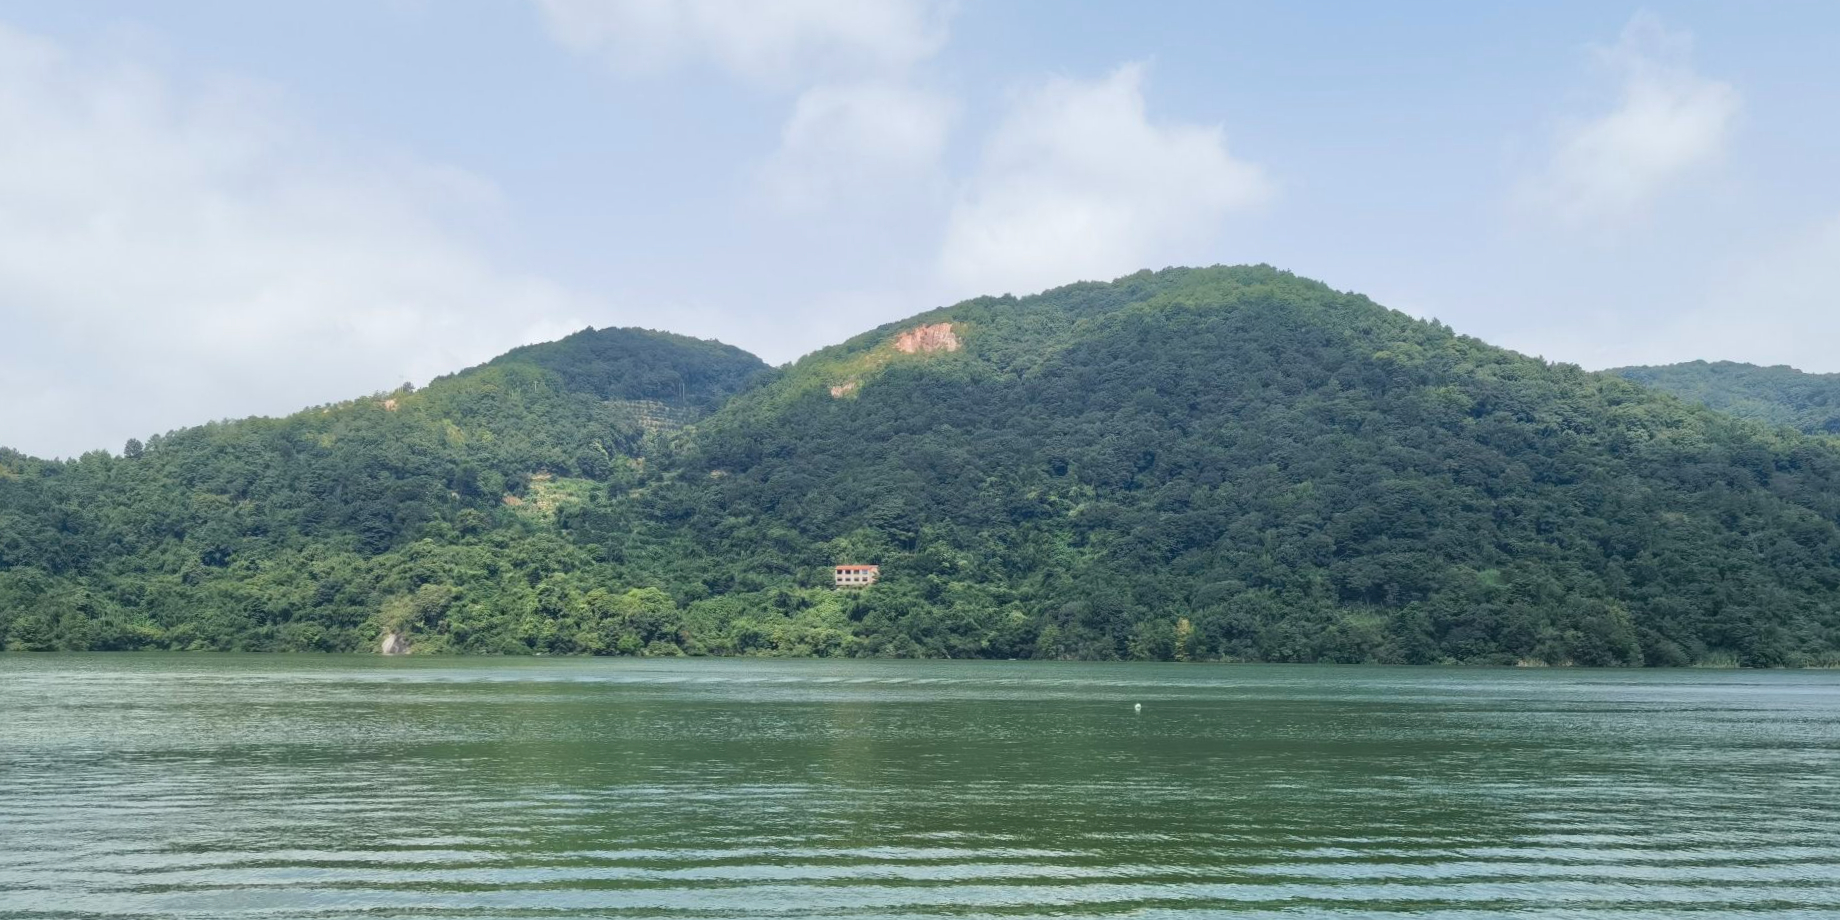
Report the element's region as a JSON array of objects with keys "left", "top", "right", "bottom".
[
  {"left": 6, "top": 267, "right": 1840, "bottom": 665},
  {"left": 0, "top": 327, "right": 767, "bottom": 653},
  {"left": 1615, "top": 361, "right": 1840, "bottom": 436}
]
